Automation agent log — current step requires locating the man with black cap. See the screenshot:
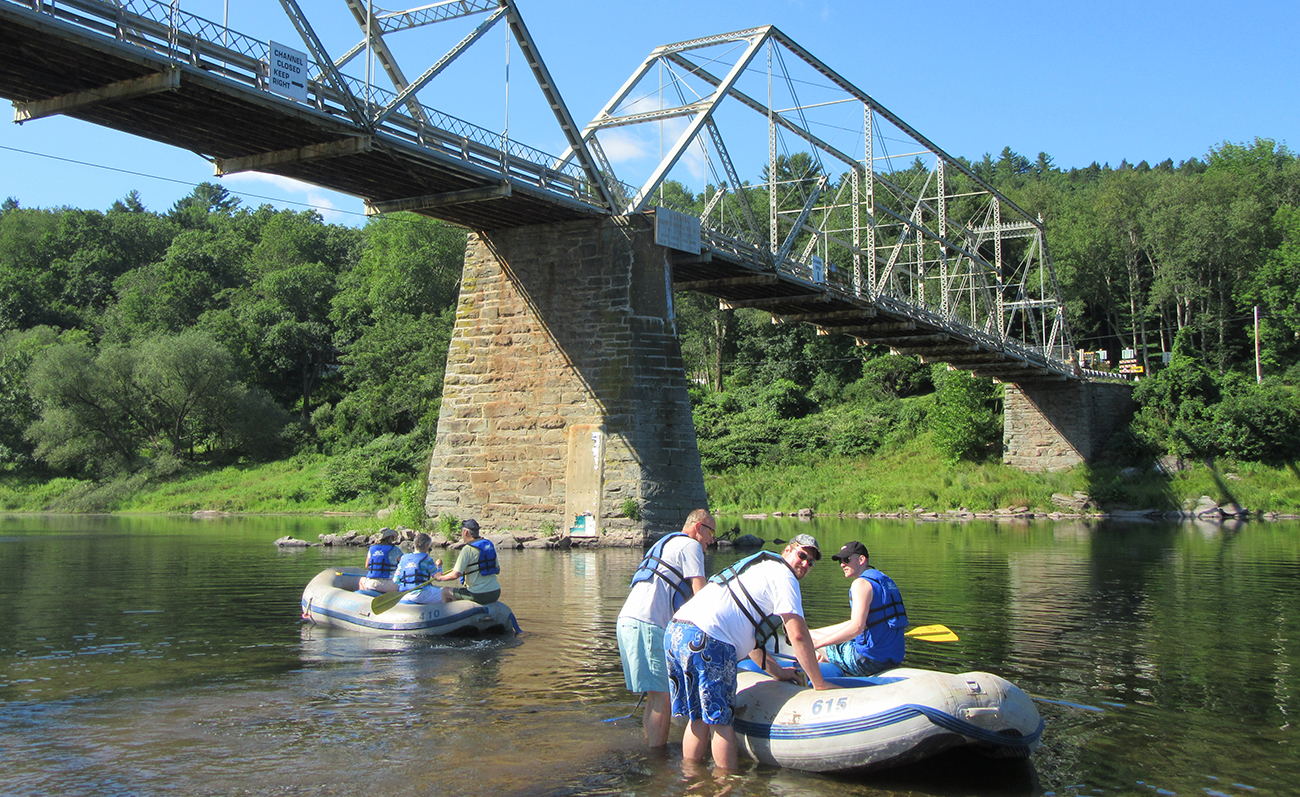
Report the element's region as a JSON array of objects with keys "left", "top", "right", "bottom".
[
  {"left": 809, "top": 541, "right": 908, "bottom": 677},
  {"left": 665, "top": 533, "right": 836, "bottom": 771},
  {"left": 433, "top": 519, "right": 501, "bottom": 604}
]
